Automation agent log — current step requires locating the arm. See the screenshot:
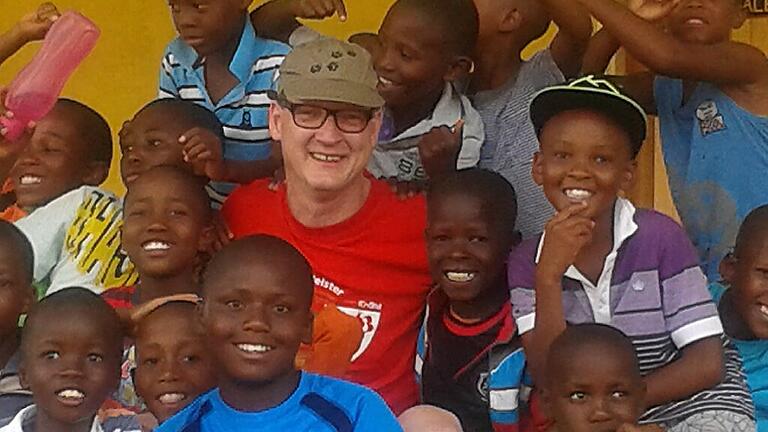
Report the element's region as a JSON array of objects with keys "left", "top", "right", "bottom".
[
  {"left": 520, "top": 202, "right": 595, "bottom": 383},
  {"left": 180, "top": 127, "right": 281, "bottom": 184},
  {"left": 0, "top": 3, "right": 59, "bottom": 66},
  {"left": 250, "top": 0, "right": 346, "bottom": 44},
  {"left": 546, "top": 0, "right": 594, "bottom": 78},
  {"left": 582, "top": 0, "right": 675, "bottom": 75},
  {"left": 577, "top": 0, "right": 768, "bottom": 85},
  {"left": 643, "top": 336, "right": 724, "bottom": 406},
  {"left": 581, "top": 27, "right": 621, "bottom": 75}
]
